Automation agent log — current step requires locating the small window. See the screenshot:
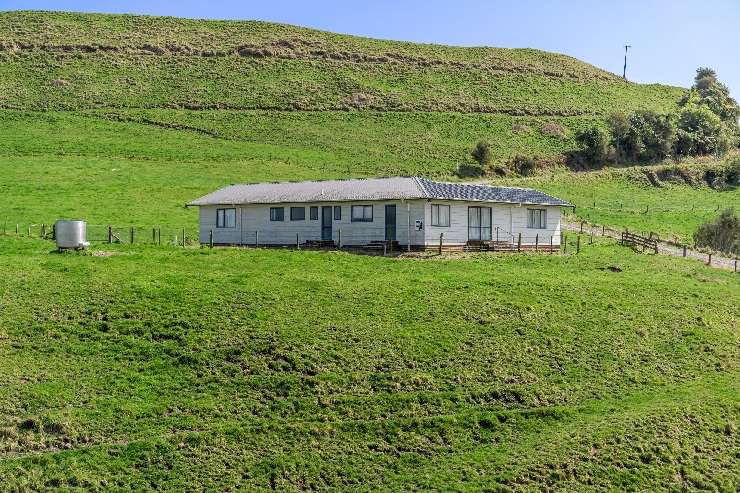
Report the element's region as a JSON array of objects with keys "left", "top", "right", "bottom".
[
  {"left": 351, "top": 205, "right": 373, "bottom": 222},
  {"left": 431, "top": 204, "right": 450, "bottom": 227},
  {"left": 334, "top": 206, "right": 341, "bottom": 220},
  {"left": 290, "top": 207, "right": 306, "bottom": 221},
  {"left": 216, "top": 208, "right": 236, "bottom": 228},
  {"left": 270, "top": 207, "right": 284, "bottom": 221},
  {"left": 527, "top": 208, "right": 547, "bottom": 229},
  {"left": 310, "top": 206, "right": 319, "bottom": 220}
]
